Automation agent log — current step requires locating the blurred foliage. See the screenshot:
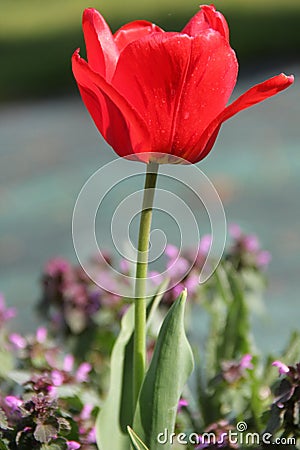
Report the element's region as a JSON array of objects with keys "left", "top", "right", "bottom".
[
  {"left": 1, "top": 228, "right": 300, "bottom": 448},
  {"left": 0, "top": 0, "right": 299, "bottom": 102}
]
